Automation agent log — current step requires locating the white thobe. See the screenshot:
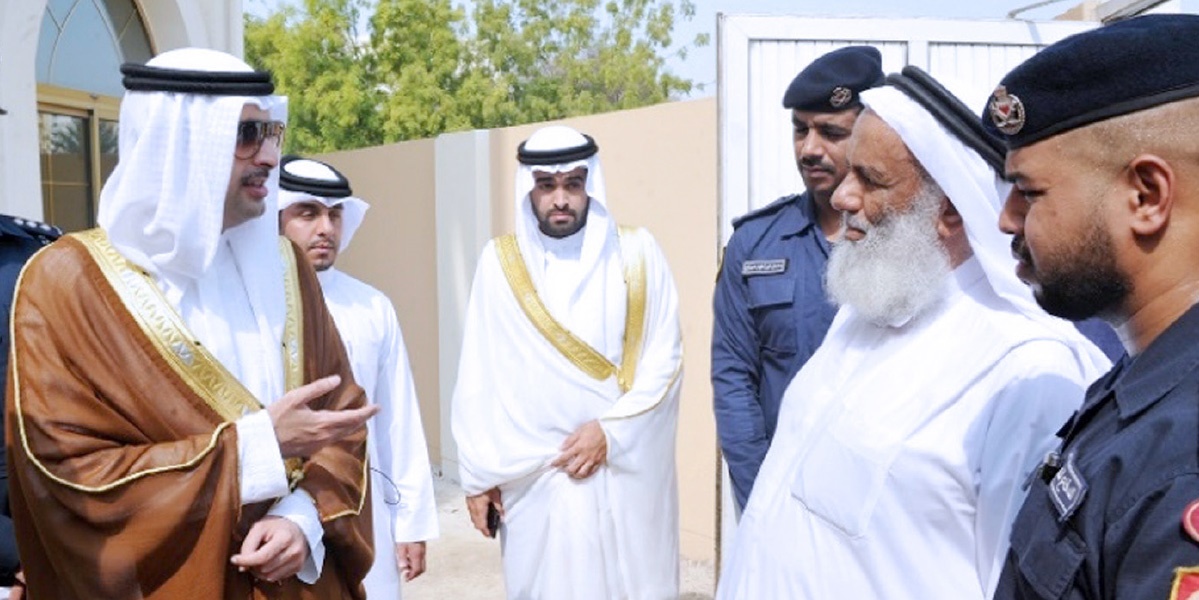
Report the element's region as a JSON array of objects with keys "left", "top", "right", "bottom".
[
  {"left": 452, "top": 227, "right": 683, "bottom": 600},
  {"left": 717, "top": 258, "right": 1105, "bottom": 599},
  {"left": 317, "top": 268, "right": 439, "bottom": 599},
  {"left": 172, "top": 237, "right": 325, "bottom": 582}
]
